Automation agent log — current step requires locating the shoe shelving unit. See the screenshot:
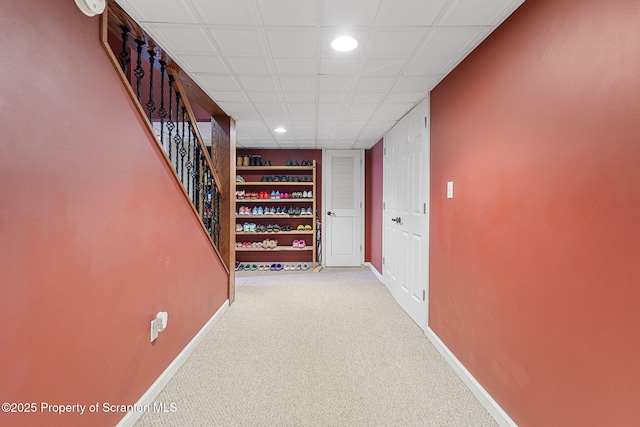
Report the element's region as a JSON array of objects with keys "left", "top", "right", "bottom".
[{"left": 235, "top": 160, "right": 317, "bottom": 269}]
